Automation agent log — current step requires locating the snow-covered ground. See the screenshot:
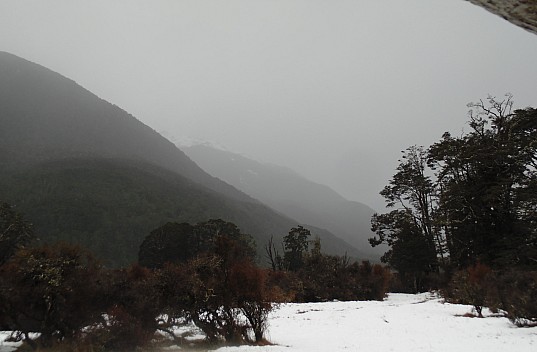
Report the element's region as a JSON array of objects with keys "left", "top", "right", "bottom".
[
  {"left": 1, "top": 293, "right": 535, "bottom": 351},
  {"left": 217, "top": 293, "right": 536, "bottom": 352}
]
